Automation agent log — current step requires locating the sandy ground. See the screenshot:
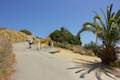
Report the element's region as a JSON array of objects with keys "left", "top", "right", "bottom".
[
  {"left": 53, "top": 48, "right": 99, "bottom": 61},
  {"left": 11, "top": 42, "right": 120, "bottom": 80}
]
